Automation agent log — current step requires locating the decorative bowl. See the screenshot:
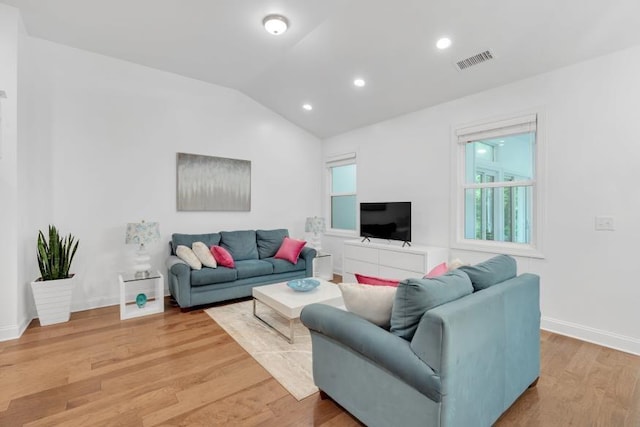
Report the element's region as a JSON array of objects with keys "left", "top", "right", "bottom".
[
  {"left": 136, "top": 293, "right": 147, "bottom": 308},
  {"left": 287, "top": 278, "right": 320, "bottom": 292}
]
